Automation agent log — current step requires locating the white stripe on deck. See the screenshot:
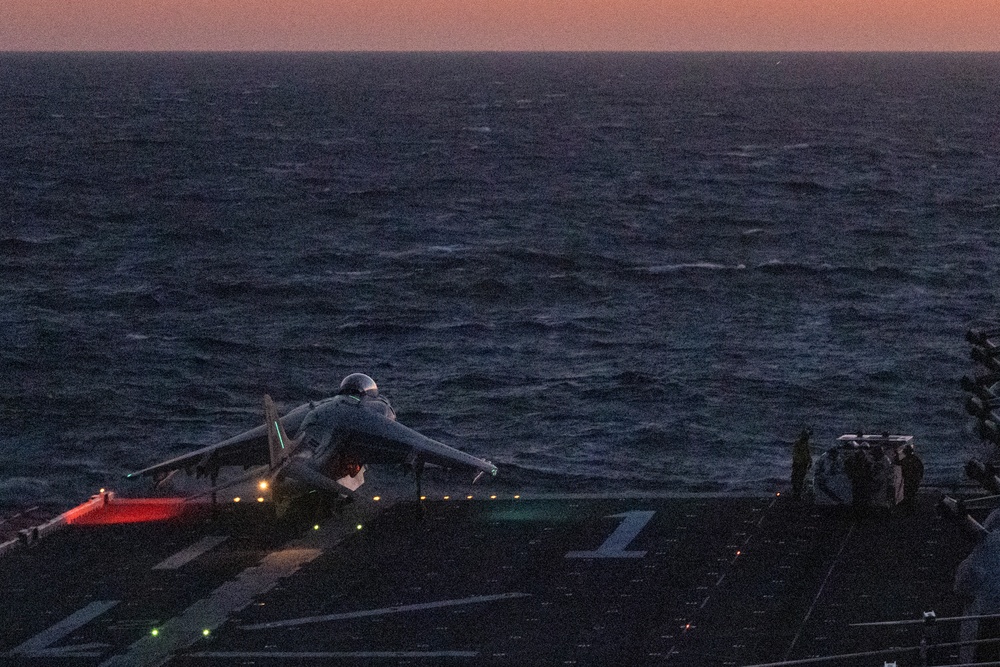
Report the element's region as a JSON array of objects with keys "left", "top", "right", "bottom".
[
  {"left": 8, "top": 600, "right": 118, "bottom": 657},
  {"left": 187, "top": 650, "right": 479, "bottom": 659},
  {"left": 242, "top": 592, "right": 531, "bottom": 630},
  {"left": 99, "top": 547, "right": 321, "bottom": 667},
  {"left": 566, "top": 510, "right": 655, "bottom": 559},
  {"left": 152, "top": 536, "right": 228, "bottom": 570}
]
